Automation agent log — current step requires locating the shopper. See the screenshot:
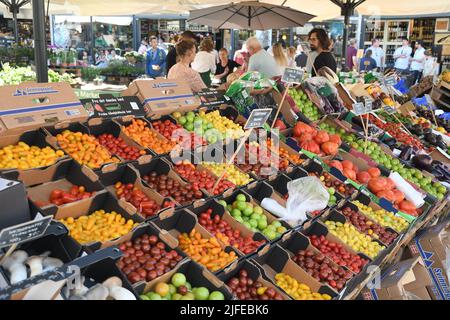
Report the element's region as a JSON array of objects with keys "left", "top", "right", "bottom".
[
  {"left": 215, "top": 48, "right": 241, "bottom": 84},
  {"left": 346, "top": 39, "right": 358, "bottom": 71},
  {"left": 192, "top": 38, "right": 217, "bottom": 87},
  {"left": 138, "top": 39, "right": 149, "bottom": 55},
  {"left": 146, "top": 36, "right": 166, "bottom": 78},
  {"left": 167, "top": 39, "right": 206, "bottom": 92},
  {"left": 422, "top": 50, "right": 439, "bottom": 80},
  {"left": 308, "top": 28, "right": 337, "bottom": 76},
  {"left": 272, "top": 42, "right": 288, "bottom": 75},
  {"left": 393, "top": 38, "right": 412, "bottom": 73},
  {"left": 366, "top": 38, "right": 385, "bottom": 70},
  {"left": 359, "top": 50, "right": 378, "bottom": 72},
  {"left": 234, "top": 42, "right": 247, "bottom": 66},
  {"left": 410, "top": 40, "right": 426, "bottom": 84},
  {"left": 295, "top": 45, "right": 308, "bottom": 68},
  {"left": 246, "top": 37, "right": 281, "bottom": 78},
  {"left": 287, "top": 47, "right": 297, "bottom": 68},
  {"left": 333, "top": 36, "right": 343, "bottom": 58},
  {"left": 166, "top": 30, "right": 197, "bottom": 73}
]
